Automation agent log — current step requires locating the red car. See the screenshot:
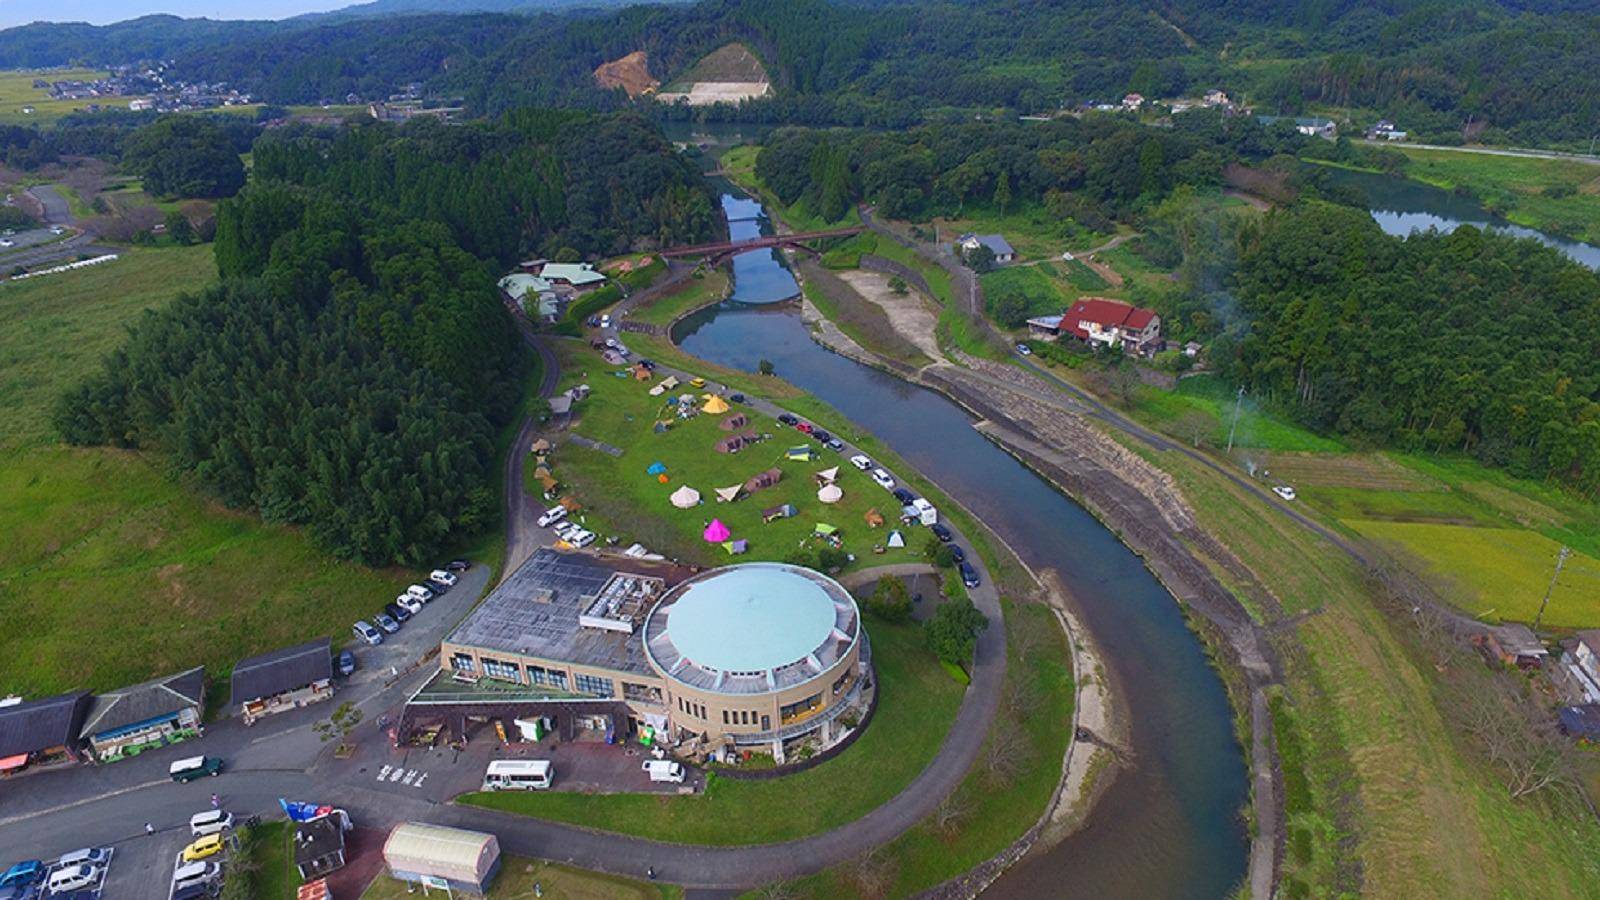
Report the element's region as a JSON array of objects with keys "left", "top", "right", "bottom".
[{"left": 795, "top": 422, "right": 814, "bottom": 434}]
